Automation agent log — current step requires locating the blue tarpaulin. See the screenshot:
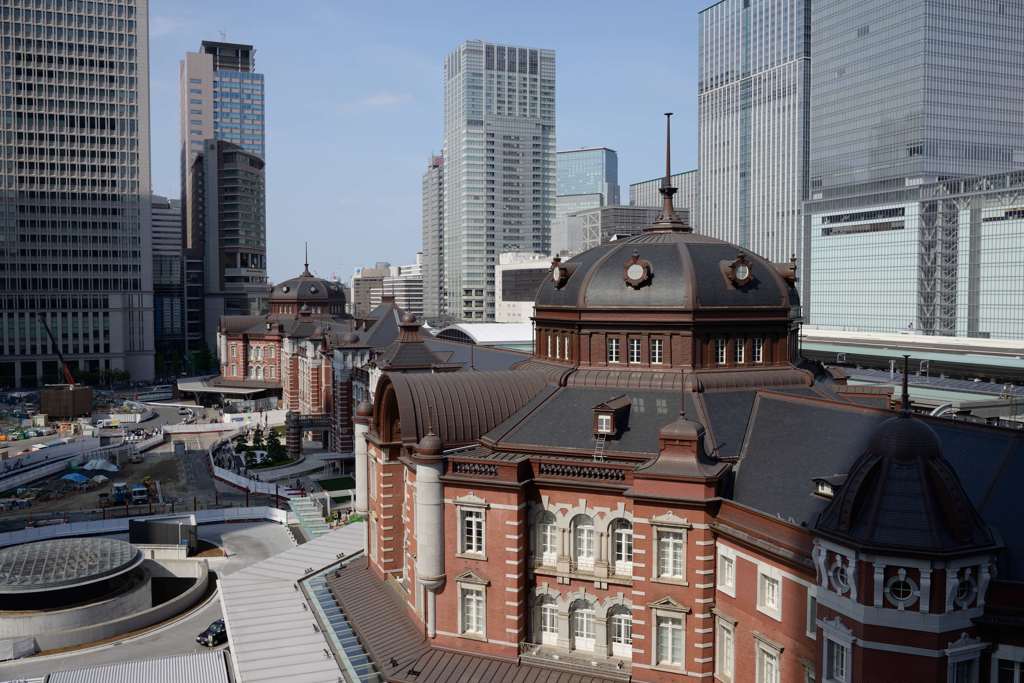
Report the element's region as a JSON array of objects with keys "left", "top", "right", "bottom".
[{"left": 61, "top": 473, "right": 89, "bottom": 484}]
